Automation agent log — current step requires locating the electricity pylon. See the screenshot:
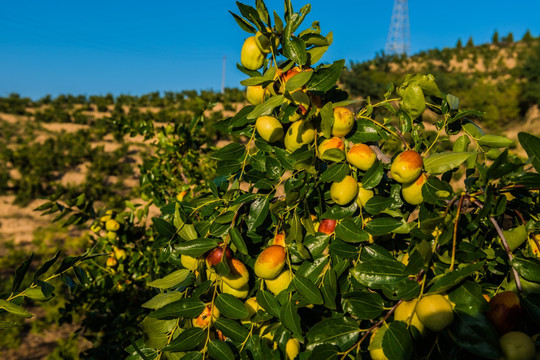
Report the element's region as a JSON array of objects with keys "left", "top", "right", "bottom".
[{"left": 385, "top": 0, "right": 410, "bottom": 56}]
